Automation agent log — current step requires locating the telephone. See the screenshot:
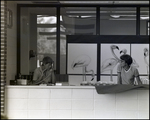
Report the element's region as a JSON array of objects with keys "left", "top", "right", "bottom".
[
  {"left": 40, "top": 61, "right": 54, "bottom": 69},
  {"left": 51, "top": 62, "right": 54, "bottom": 69}
]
